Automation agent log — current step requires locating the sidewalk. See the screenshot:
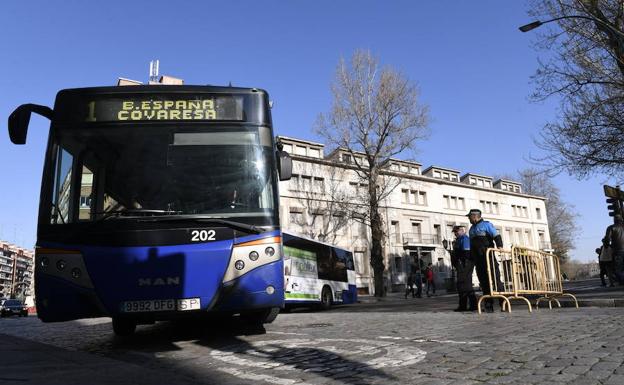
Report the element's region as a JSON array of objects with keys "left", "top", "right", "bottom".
[
  {"left": 357, "top": 278, "right": 624, "bottom": 308},
  {"left": 358, "top": 287, "right": 453, "bottom": 303},
  {"left": 0, "top": 333, "right": 200, "bottom": 385}
]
